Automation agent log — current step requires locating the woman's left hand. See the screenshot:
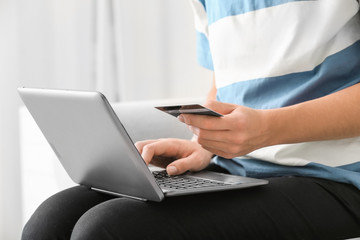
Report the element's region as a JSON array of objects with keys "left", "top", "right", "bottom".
[{"left": 178, "top": 100, "right": 270, "bottom": 159}]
